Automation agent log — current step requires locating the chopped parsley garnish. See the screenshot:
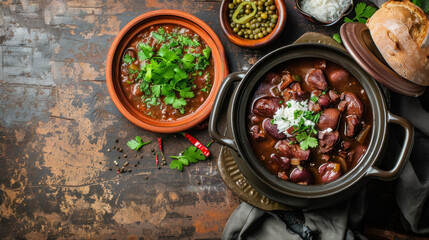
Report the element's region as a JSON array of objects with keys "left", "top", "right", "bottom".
[
  {"left": 125, "top": 28, "right": 212, "bottom": 115},
  {"left": 310, "top": 96, "right": 319, "bottom": 103},
  {"left": 123, "top": 54, "right": 134, "bottom": 65},
  {"left": 273, "top": 100, "right": 321, "bottom": 151},
  {"left": 170, "top": 146, "right": 207, "bottom": 171},
  {"left": 127, "top": 136, "right": 151, "bottom": 150}
]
